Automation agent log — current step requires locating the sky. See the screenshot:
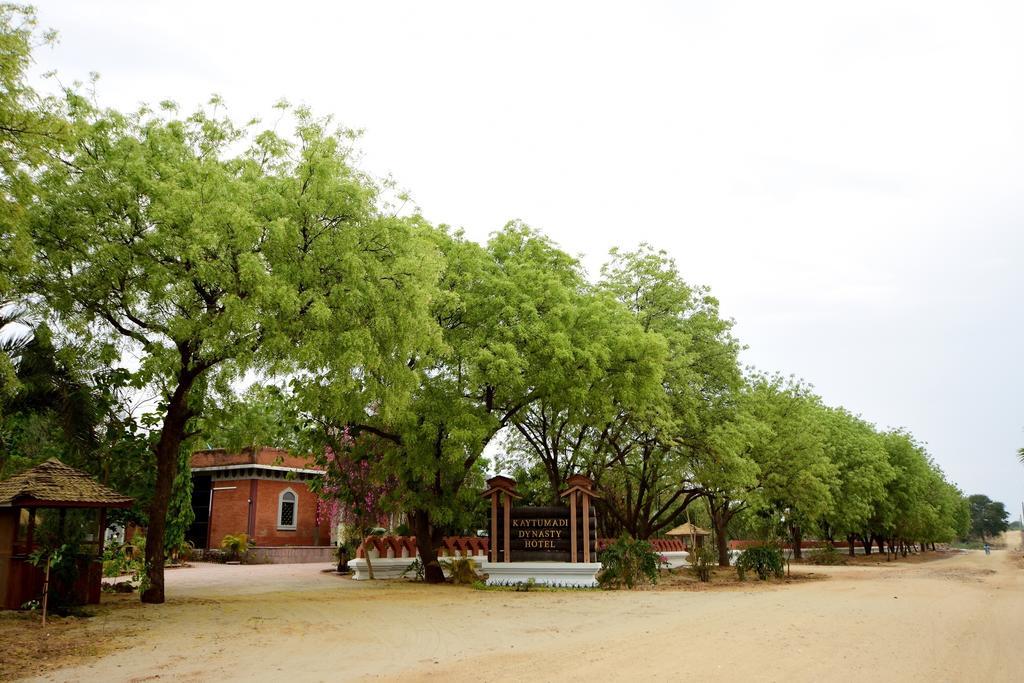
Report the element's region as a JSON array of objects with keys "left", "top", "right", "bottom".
[{"left": 28, "top": 1, "right": 1024, "bottom": 514}]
